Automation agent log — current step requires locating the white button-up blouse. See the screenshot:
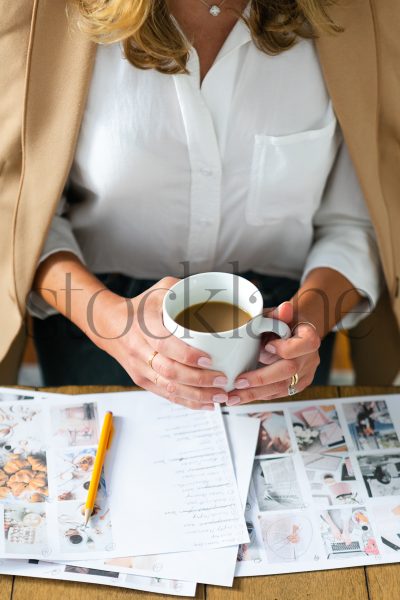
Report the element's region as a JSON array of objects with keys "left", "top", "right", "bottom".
[{"left": 30, "top": 17, "right": 381, "bottom": 324}]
